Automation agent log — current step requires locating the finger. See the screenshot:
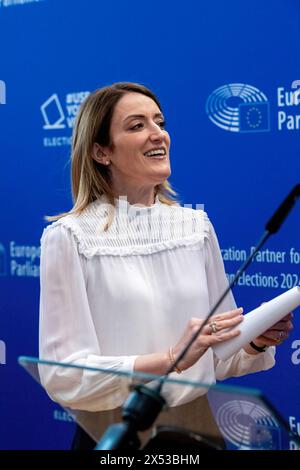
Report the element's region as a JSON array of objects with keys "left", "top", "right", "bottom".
[
  {"left": 213, "top": 314, "right": 244, "bottom": 331},
  {"left": 205, "top": 313, "right": 243, "bottom": 337},
  {"left": 261, "top": 330, "right": 287, "bottom": 342},
  {"left": 281, "top": 312, "right": 293, "bottom": 321},
  {"left": 261, "top": 330, "right": 279, "bottom": 341},
  {"left": 212, "top": 307, "right": 244, "bottom": 322},
  {"left": 267, "top": 320, "right": 293, "bottom": 331},
  {"left": 212, "top": 327, "right": 241, "bottom": 342},
  {"left": 203, "top": 323, "right": 216, "bottom": 335},
  {"left": 199, "top": 331, "right": 238, "bottom": 349},
  {"left": 257, "top": 330, "right": 288, "bottom": 344},
  {"left": 255, "top": 334, "right": 281, "bottom": 346}
]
